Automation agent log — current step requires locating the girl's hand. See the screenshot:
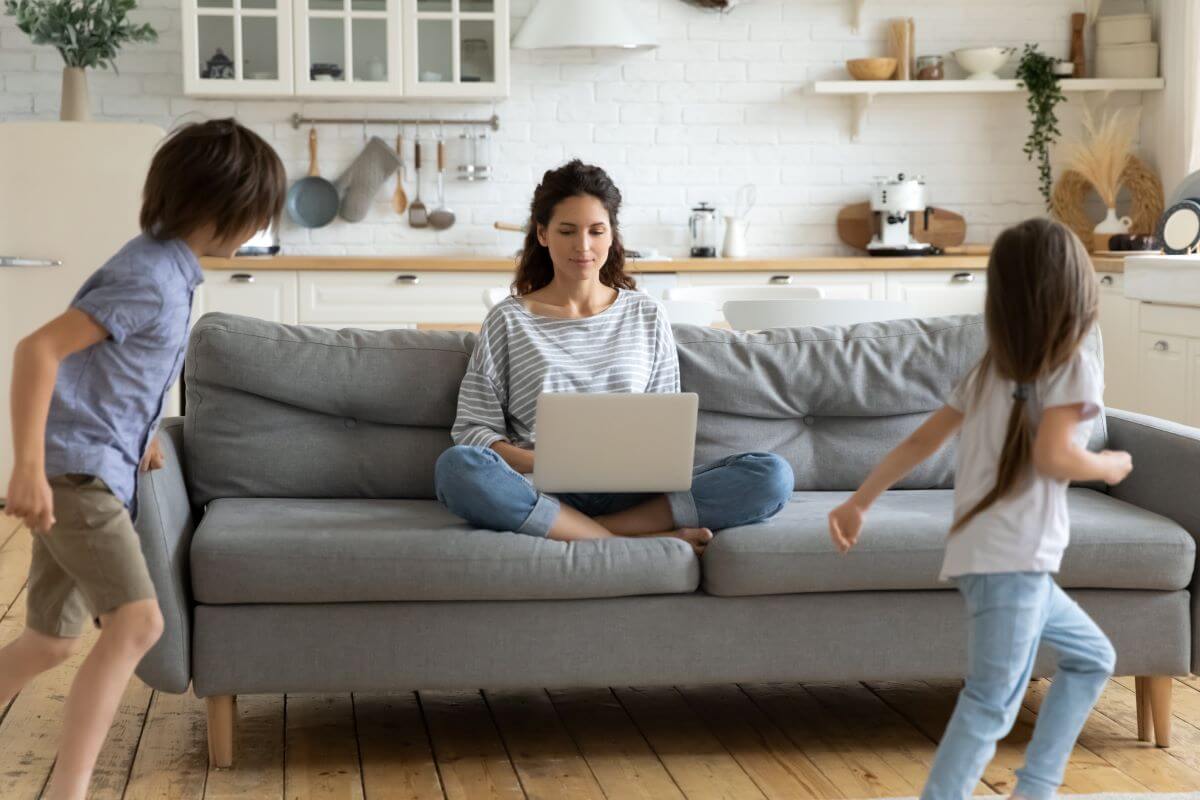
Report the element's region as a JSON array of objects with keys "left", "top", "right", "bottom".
[
  {"left": 4, "top": 467, "right": 55, "bottom": 534},
  {"left": 139, "top": 436, "right": 165, "bottom": 473},
  {"left": 828, "top": 501, "right": 865, "bottom": 554},
  {"left": 1100, "top": 449, "right": 1133, "bottom": 485}
]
